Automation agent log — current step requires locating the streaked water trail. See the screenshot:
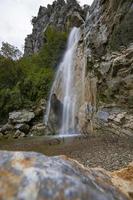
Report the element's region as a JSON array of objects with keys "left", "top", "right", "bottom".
[{"left": 45, "top": 27, "right": 81, "bottom": 134}]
